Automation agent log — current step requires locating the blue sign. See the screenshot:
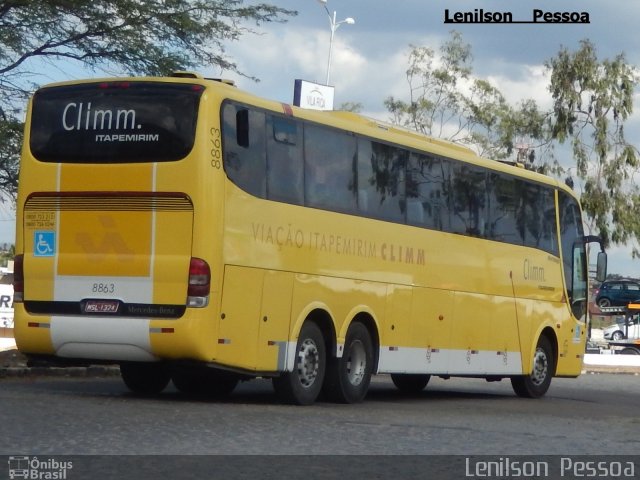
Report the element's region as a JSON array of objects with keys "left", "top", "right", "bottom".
[{"left": 34, "top": 231, "right": 55, "bottom": 257}]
